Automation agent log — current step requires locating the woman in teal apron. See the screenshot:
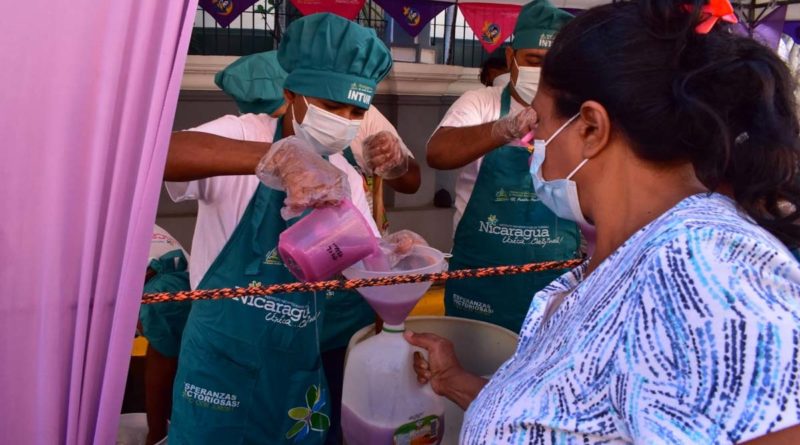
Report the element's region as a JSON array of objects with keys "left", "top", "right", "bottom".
[
  {"left": 168, "top": 123, "right": 351, "bottom": 444},
  {"left": 169, "top": 14, "right": 393, "bottom": 444},
  {"left": 444, "top": 86, "right": 581, "bottom": 333}
]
